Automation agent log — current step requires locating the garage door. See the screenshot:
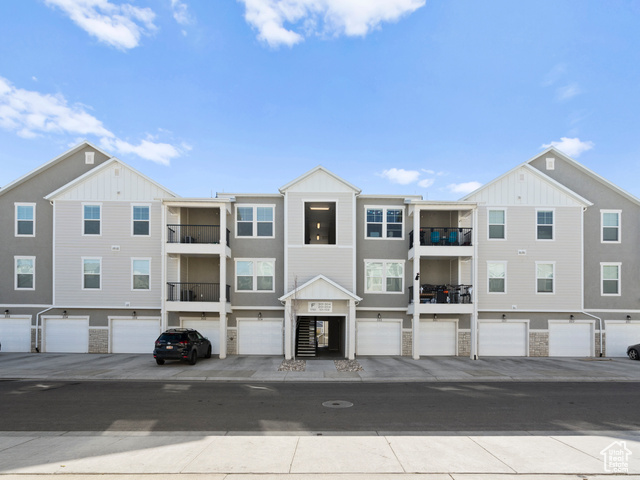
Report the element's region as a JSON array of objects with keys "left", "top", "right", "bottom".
[
  {"left": 44, "top": 318, "right": 89, "bottom": 353},
  {"left": 182, "top": 319, "right": 220, "bottom": 354},
  {"left": 357, "top": 321, "right": 402, "bottom": 356},
  {"left": 549, "top": 322, "right": 593, "bottom": 357},
  {"left": 419, "top": 321, "right": 456, "bottom": 356},
  {"left": 606, "top": 322, "right": 640, "bottom": 357},
  {"left": 478, "top": 321, "right": 527, "bottom": 356},
  {"left": 238, "top": 320, "right": 283, "bottom": 355},
  {"left": 111, "top": 318, "right": 161, "bottom": 353},
  {"left": 0, "top": 318, "right": 31, "bottom": 352}
]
